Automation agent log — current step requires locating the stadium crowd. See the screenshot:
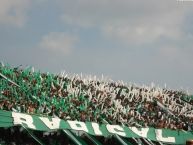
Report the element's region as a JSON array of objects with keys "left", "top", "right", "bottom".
[{"left": 1, "top": 63, "right": 193, "bottom": 131}]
